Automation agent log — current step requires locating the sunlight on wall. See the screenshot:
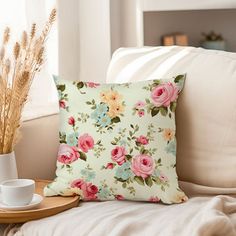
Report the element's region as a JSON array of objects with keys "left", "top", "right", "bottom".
[{"left": 114, "top": 47, "right": 173, "bottom": 83}]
